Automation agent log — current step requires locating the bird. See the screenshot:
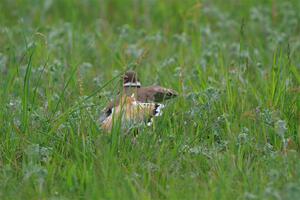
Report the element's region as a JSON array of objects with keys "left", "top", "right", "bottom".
[
  {"left": 122, "top": 71, "right": 178, "bottom": 102},
  {"left": 100, "top": 71, "right": 177, "bottom": 132},
  {"left": 101, "top": 94, "right": 164, "bottom": 132}
]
